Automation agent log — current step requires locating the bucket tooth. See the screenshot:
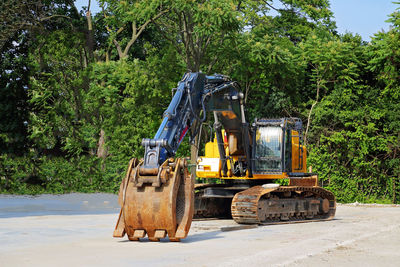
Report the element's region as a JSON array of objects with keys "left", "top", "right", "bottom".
[
  {"left": 154, "top": 230, "right": 167, "bottom": 239},
  {"left": 175, "top": 229, "right": 187, "bottom": 239},
  {"left": 113, "top": 210, "right": 126, "bottom": 237},
  {"left": 133, "top": 230, "right": 146, "bottom": 239}
]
